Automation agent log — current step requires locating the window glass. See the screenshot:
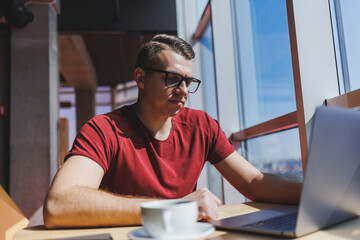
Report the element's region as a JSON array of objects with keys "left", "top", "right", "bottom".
[
  {"left": 233, "top": 0, "right": 296, "bottom": 128},
  {"left": 114, "top": 81, "right": 138, "bottom": 109},
  {"left": 200, "top": 23, "right": 218, "bottom": 120},
  {"left": 245, "top": 128, "right": 303, "bottom": 181},
  {"left": 95, "top": 86, "right": 112, "bottom": 115},
  {"left": 330, "top": 0, "right": 360, "bottom": 92}
]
